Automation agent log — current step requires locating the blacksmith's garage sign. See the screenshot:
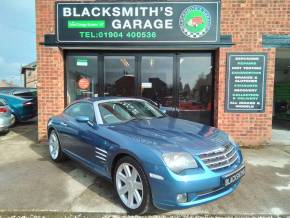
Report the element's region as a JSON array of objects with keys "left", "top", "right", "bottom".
[{"left": 56, "top": 1, "right": 220, "bottom": 43}]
